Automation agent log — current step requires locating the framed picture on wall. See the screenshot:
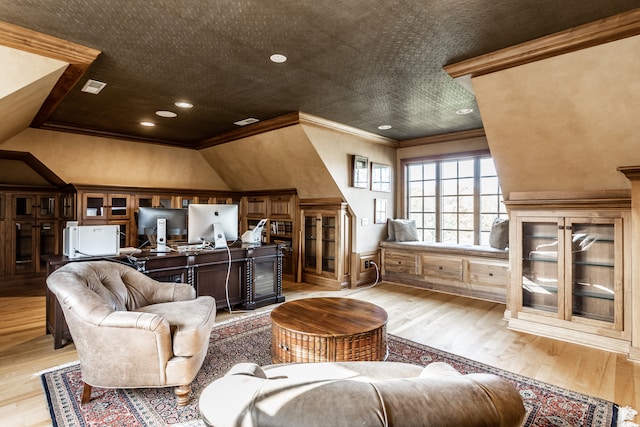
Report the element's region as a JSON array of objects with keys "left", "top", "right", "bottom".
[
  {"left": 375, "top": 199, "right": 387, "bottom": 224},
  {"left": 352, "top": 155, "right": 369, "bottom": 188},
  {"left": 371, "top": 163, "right": 391, "bottom": 192}
]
